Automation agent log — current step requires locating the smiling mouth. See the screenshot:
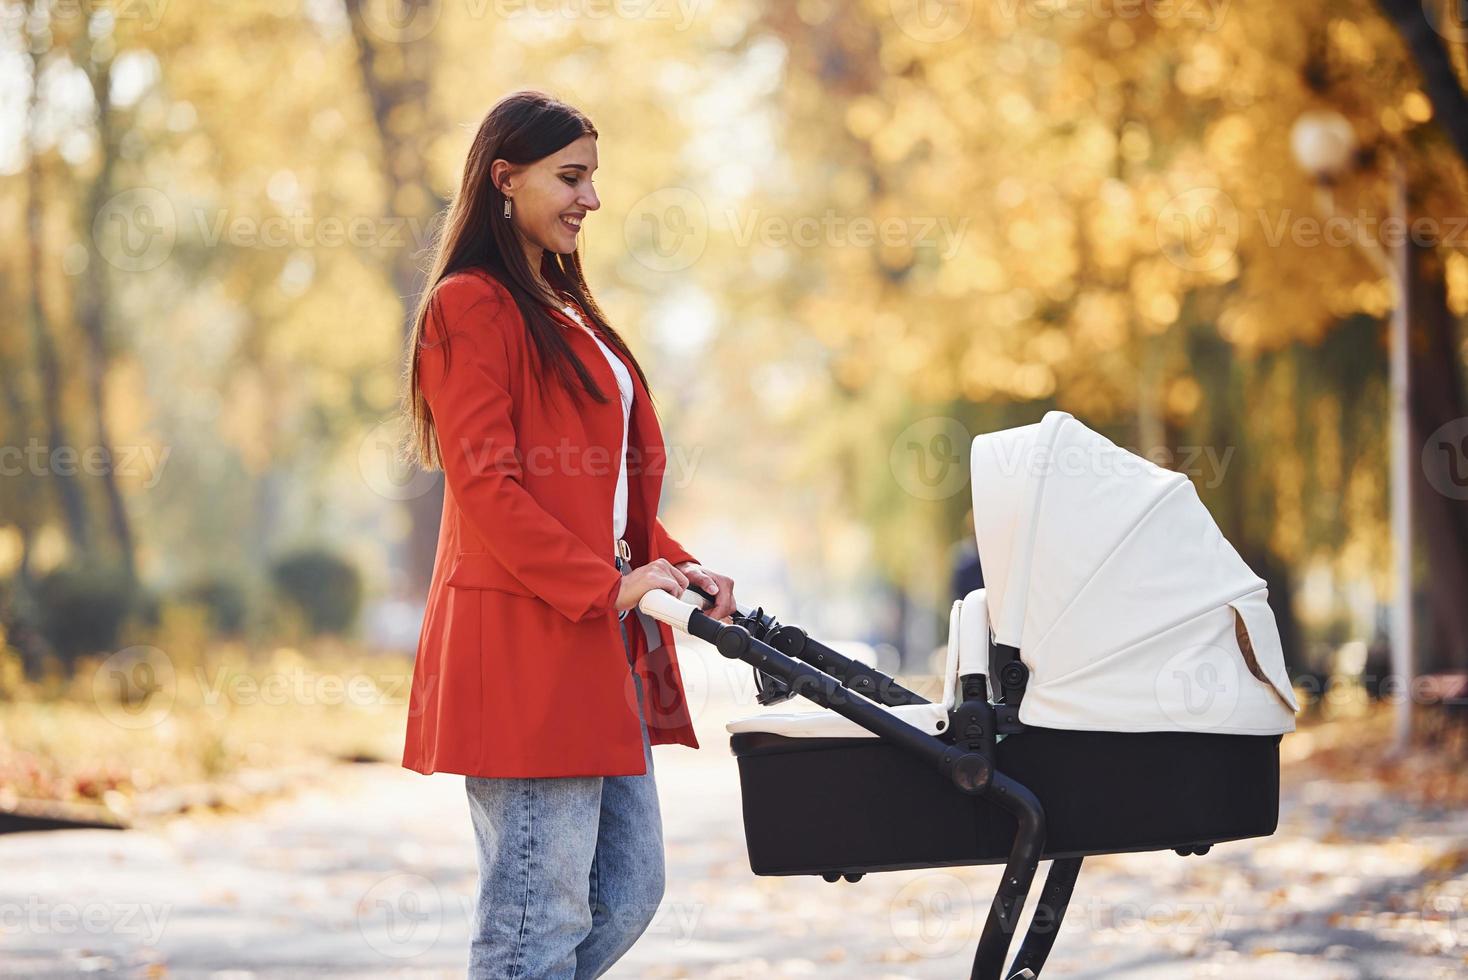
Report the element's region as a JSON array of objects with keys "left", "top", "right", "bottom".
[{"left": 561, "top": 215, "right": 582, "bottom": 231}]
